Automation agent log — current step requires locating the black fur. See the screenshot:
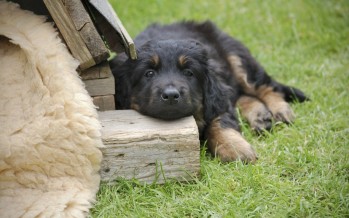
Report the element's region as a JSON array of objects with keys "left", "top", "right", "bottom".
[{"left": 111, "top": 21, "right": 308, "bottom": 162}]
